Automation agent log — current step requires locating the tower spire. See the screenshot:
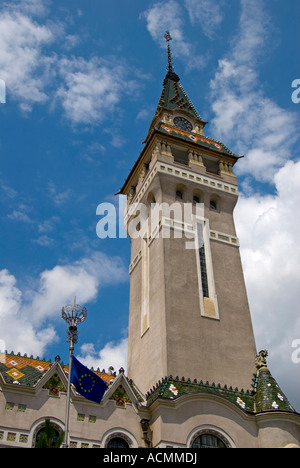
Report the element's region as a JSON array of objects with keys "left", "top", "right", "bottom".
[{"left": 163, "top": 30, "right": 180, "bottom": 85}]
